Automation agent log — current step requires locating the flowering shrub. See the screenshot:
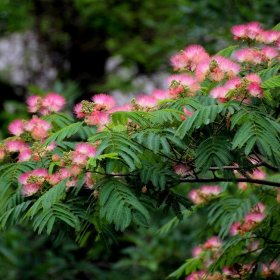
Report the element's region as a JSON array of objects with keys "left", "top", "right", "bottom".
[{"left": 0, "top": 22, "right": 280, "bottom": 278}]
